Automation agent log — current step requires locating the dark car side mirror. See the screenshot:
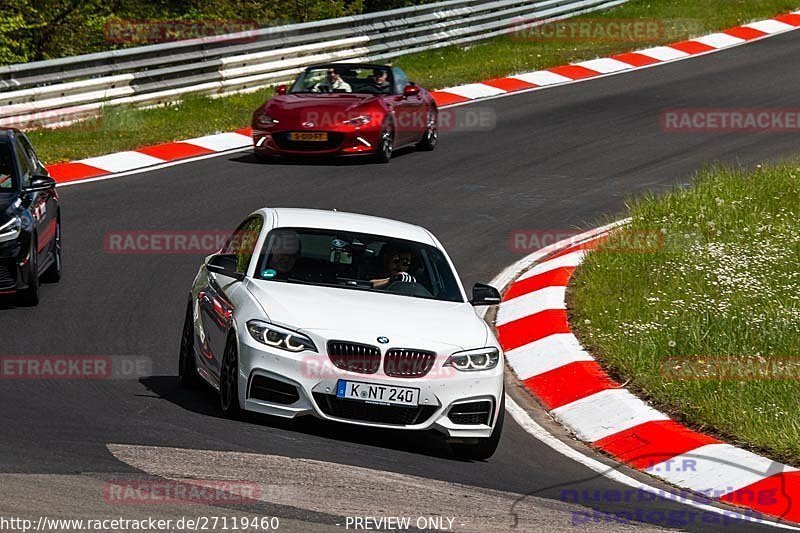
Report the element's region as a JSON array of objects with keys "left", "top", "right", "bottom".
[
  {"left": 470, "top": 283, "right": 502, "bottom": 306},
  {"left": 276, "top": 84, "right": 288, "bottom": 95},
  {"left": 403, "top": 84, "right": 420, "bottom": 98},
  {"left": 25, "top": 174, "right": 56, "bottom": 192},
  {"left": 206, "top": 254, "right": 244, "bottom": 281}
]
